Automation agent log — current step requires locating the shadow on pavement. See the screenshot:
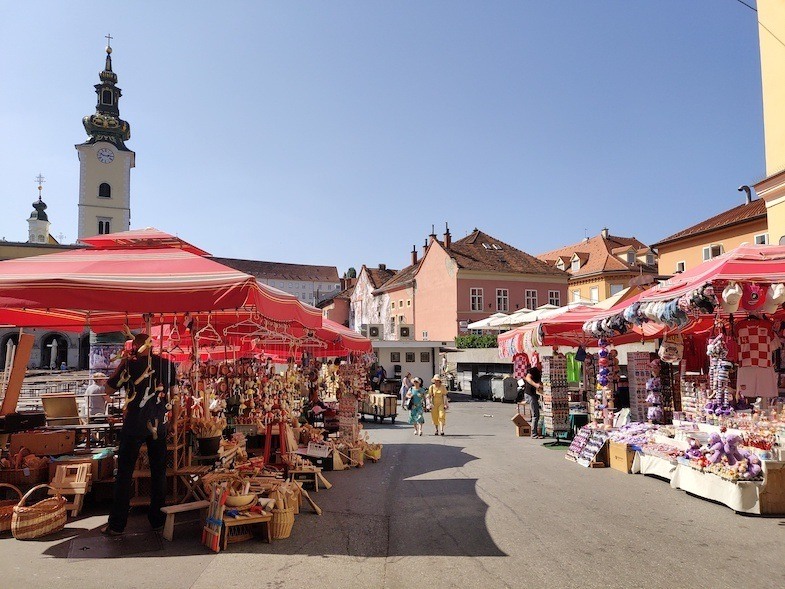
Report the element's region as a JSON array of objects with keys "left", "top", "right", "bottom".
[{"left": 36, "top": 441, "right": 505, "bottom": 559}]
